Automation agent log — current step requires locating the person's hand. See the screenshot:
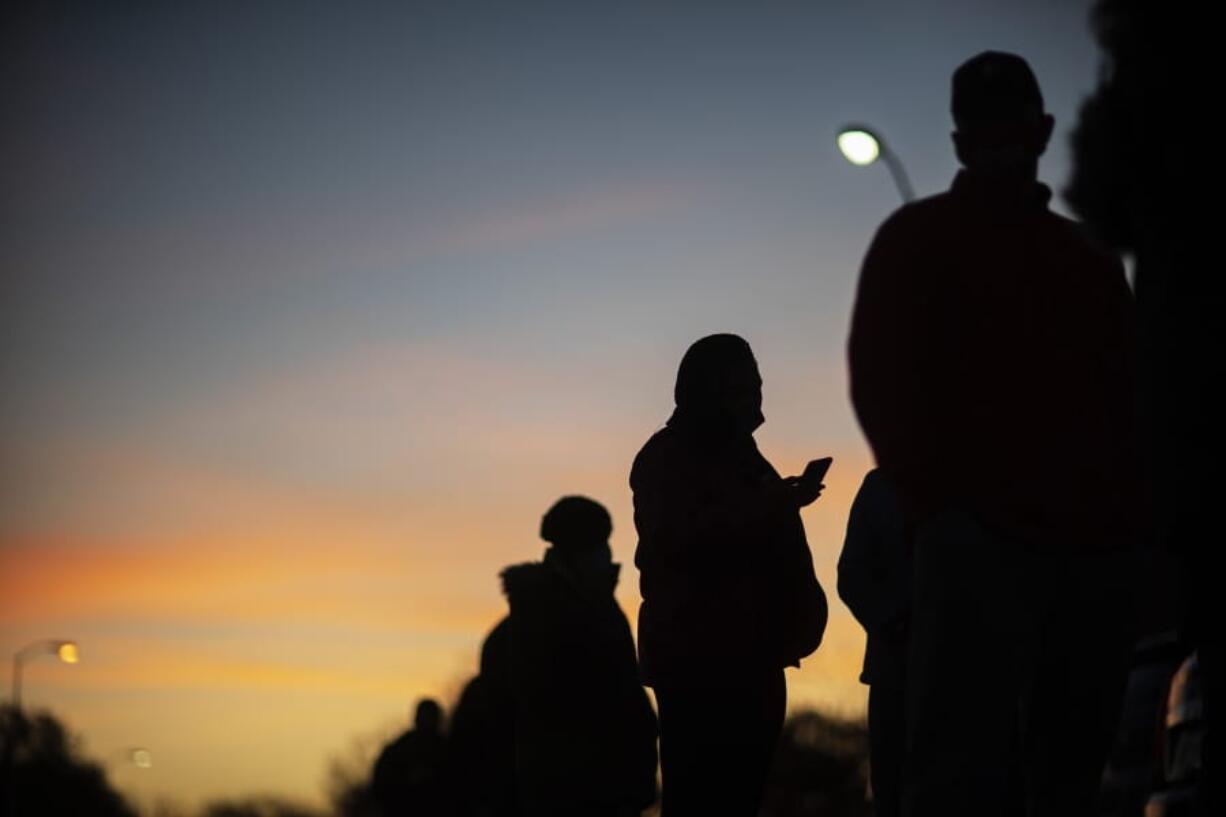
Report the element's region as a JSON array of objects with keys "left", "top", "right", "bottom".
[{"left": 783, "top": 472, "right": 825, "bottom": 508}]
